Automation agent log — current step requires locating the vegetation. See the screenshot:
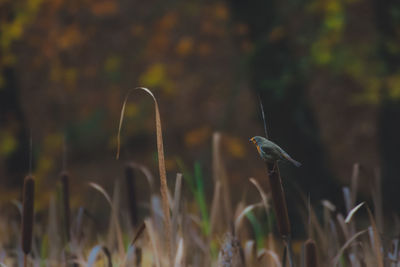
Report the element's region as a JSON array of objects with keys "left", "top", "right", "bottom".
[{"left": 0, "top": 88, "right": 396, "bottom": 266}]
